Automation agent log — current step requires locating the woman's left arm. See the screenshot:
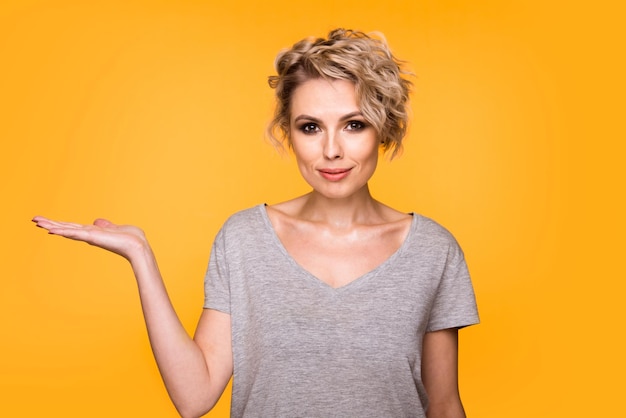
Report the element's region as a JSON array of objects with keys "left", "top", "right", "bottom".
[{"left": 422, "top": 328, "right": 466, "bottom": 418}]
